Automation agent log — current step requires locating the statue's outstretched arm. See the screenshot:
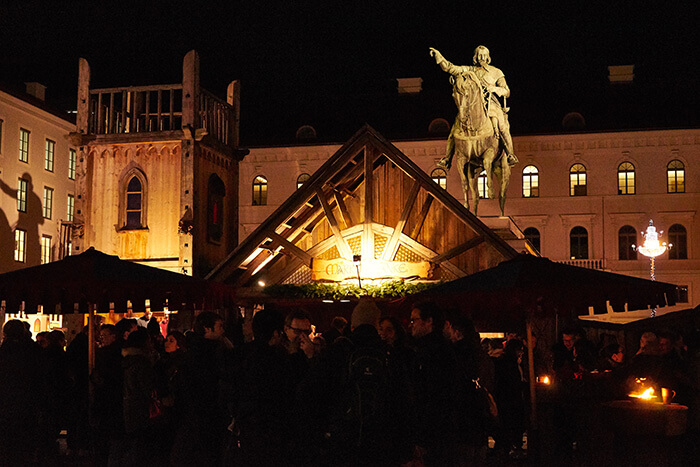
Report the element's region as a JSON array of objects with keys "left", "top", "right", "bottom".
[{"left": 429, "top": 48, "right": 469, "bottom": 75}]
